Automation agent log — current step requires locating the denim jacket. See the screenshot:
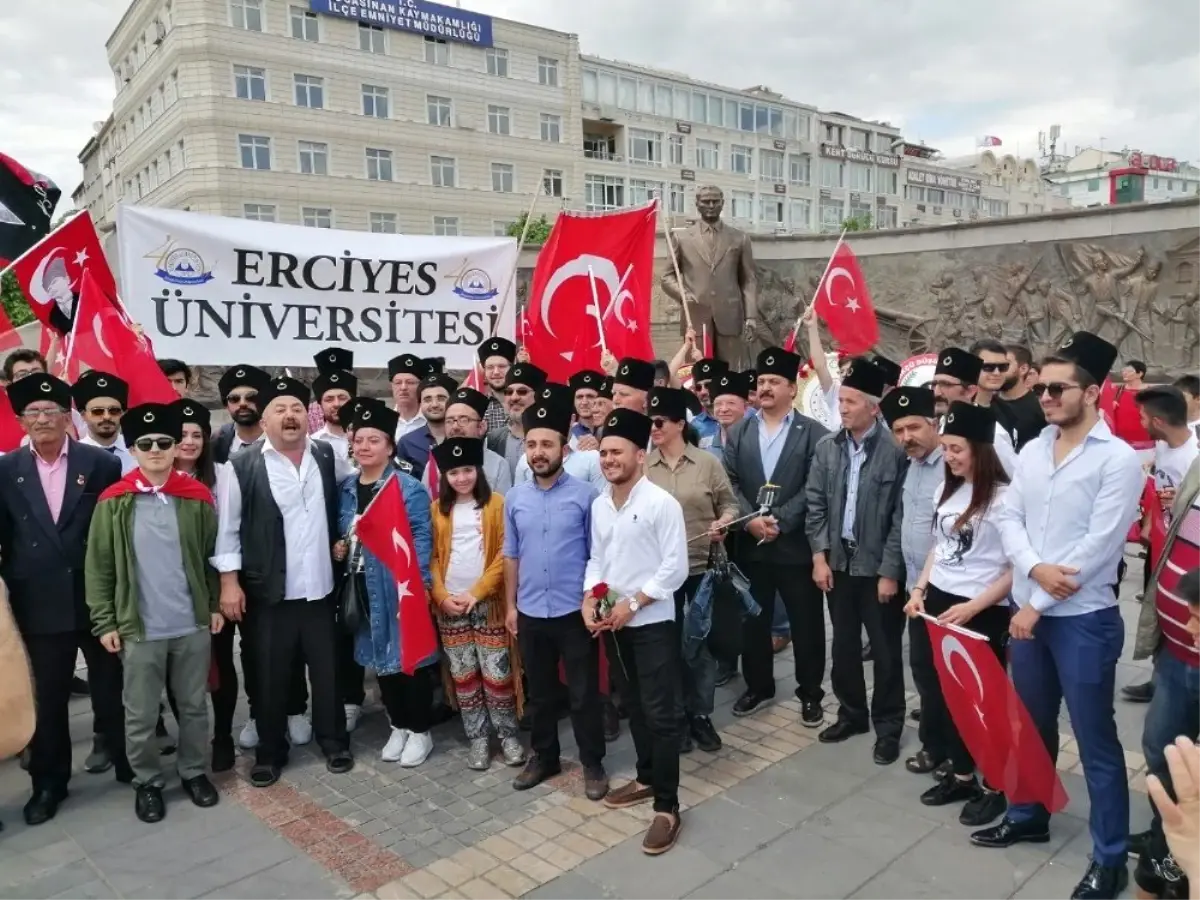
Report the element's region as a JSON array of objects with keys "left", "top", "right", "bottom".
[
  {"left": 337, "top": 466, "right": 436, "bottom": 676},
  {"left": 683, "top": 563, "right": 760, "bottom": 662}
]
